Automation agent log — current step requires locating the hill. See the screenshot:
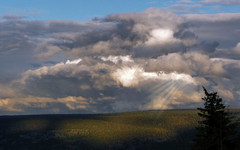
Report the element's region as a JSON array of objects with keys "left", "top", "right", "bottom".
[{"left": 0, "top": 109, "right": 239, "bottom": 150}]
